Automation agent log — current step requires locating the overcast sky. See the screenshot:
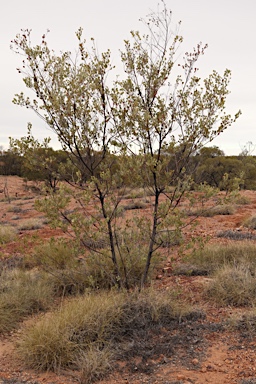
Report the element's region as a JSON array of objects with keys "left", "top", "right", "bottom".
[{"left": 1, "top": 0, "right": 255, "bottom": 155}]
